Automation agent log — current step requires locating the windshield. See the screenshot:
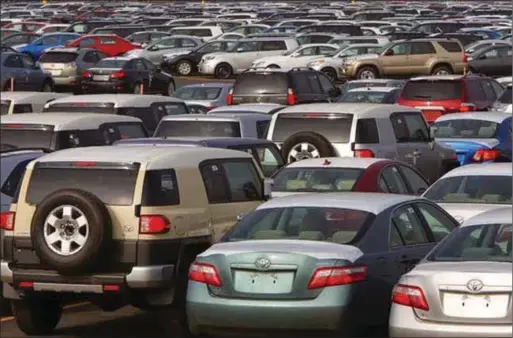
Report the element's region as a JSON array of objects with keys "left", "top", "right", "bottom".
[
  {"left": 1, "top": 100, "right": 11, "bottom": 115},
  {"left": 94, "top": 59, "right": 126, "bottom": 68},
  {"left": 273, "top": 168, "right": 363, "bottom": 192},
  {"left": 432, "top": 119, "right": 499, "bottom": 138},
  {"left": 174, "top": 87, "right": 222, "bottom": 100},
  {"left": 427, "top": 223, "right": 512, "bottom": 262},
  {"left": 221, "top": 206, "right": 374, "bottom": 243},
  {"left": 1, "top": 129, "right": 54, "bottom": 148},
  {"left": 39, "top": 52, "right": 78, "bottom": 63},
  {"left": 340, "top": 91, "right": 390, "bottom": 103},
  {"left": 424, "top": 175, "right": 512, "bottom": 204},
  {"left": 155, "top": 120, "right": 241, "bottom": 137}
]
